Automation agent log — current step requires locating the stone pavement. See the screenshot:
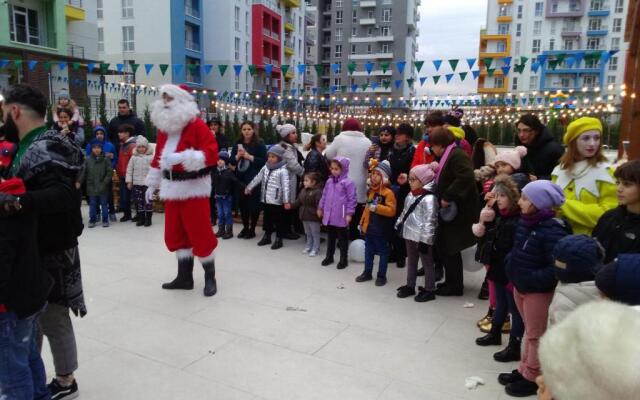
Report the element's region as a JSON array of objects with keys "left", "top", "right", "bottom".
[{"left": 41, "top": 208, "right": 524, "bottom": 400}]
